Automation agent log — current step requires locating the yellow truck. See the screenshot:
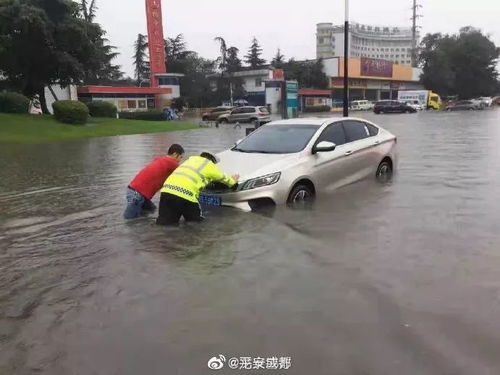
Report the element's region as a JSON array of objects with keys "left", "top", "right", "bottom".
[{"left": 398, "top": 90, "right": 442, "bottom": 110}]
